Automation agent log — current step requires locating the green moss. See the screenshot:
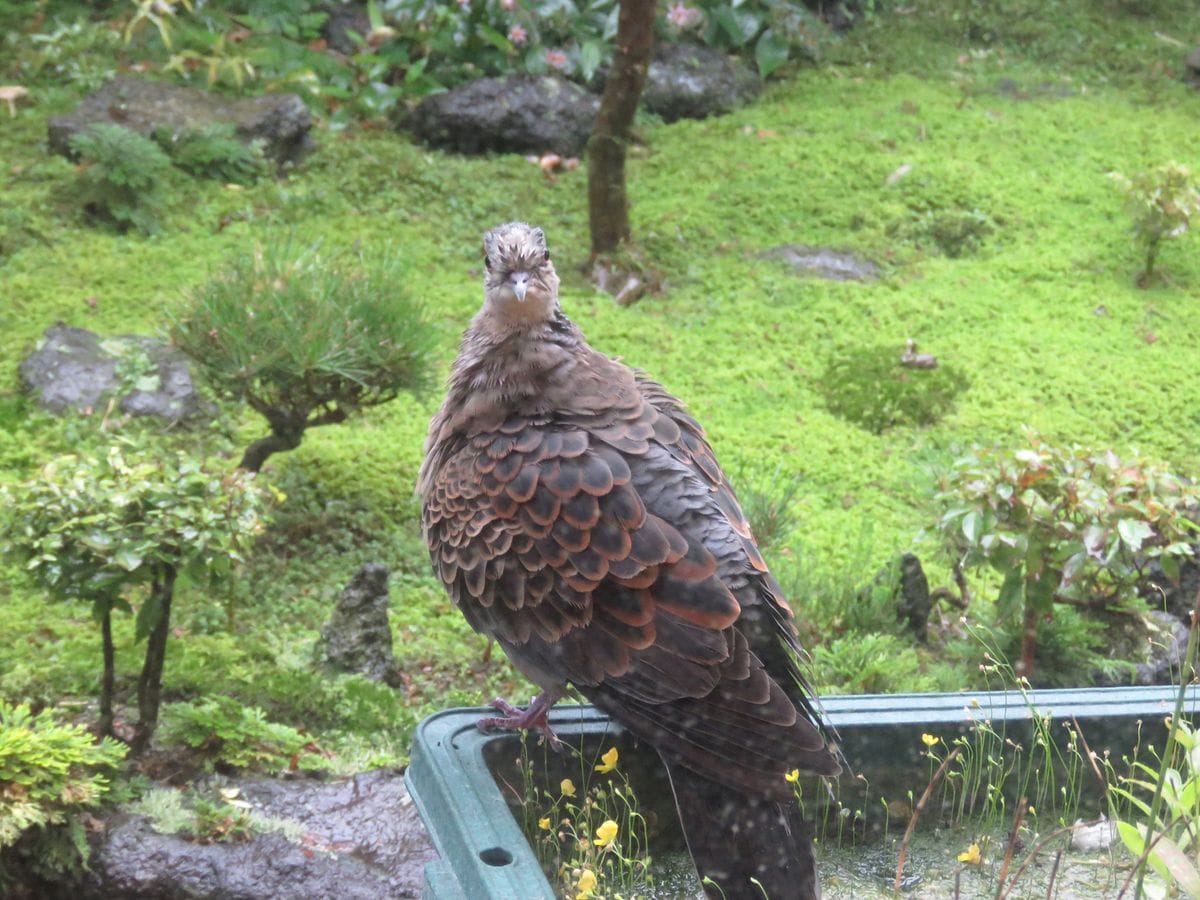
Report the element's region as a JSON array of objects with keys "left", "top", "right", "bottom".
[{"left": 3, "top": 0, "right": 1200, "bottom": 747}]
